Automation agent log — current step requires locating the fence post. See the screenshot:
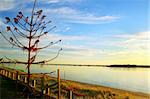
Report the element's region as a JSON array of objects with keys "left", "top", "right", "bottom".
[
  {"left": 16, "top": 71, "right": 18, "bottom": 80},
  {"left": 8, "top": 71, "right": 11, "bottom": 78},
  {"left": 47, "top": 87, "right": 50, "bottom": 96},
  {"left": 0, "top": 70, "right": 2, "bottom": 74},
  {"left": 11, "top": 72, "right": 13, "bottom": 79},
  {"left": 2, "top": 70, "right": 3, "bottom": 75},
  {"left": 3, "top": 70, "right": 6, "bottom": 76},
  {"left": 43, "top": 90, "right": 46, "bottom": 94},
  {"left": 5, "top": 70, "right": 7, "bottom": 77},
  {"left": 13, "top": 73, "right": 15, "bottom": 80},
  {"left": 18, "top": 75, "right": 20, "bottom": 80},
  {"left": 69, "top": 90, "right": 73, "bottom": 99},
  {"left": 33, "top": 80, "right": 36, "bottom": 88},
  {"left": 6, "top": 71, "right": 8, "bottom": 77},
  {"left": 1, "top": 70, "right": 3, "bottom": 75},
  {"left": 57, "top": 69, "right": 60, "bottom": 99},
  {"left": 7, "top": 71, "right": 9, "bottom": 77},
  {"left": 2, "top": 70, "right": 4, "bottom": 75},
  {"left": 24, "top": 76, "right": 27, "bottom": 83},
  {"left": 41, "top": 75, "right": 44, "bottom": 98},
  {"left": 3, "top": 70, "right": 5, "bottom": 75},
  {"left": 20, "top": 76, "right": 23, "bottom": 82}
]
